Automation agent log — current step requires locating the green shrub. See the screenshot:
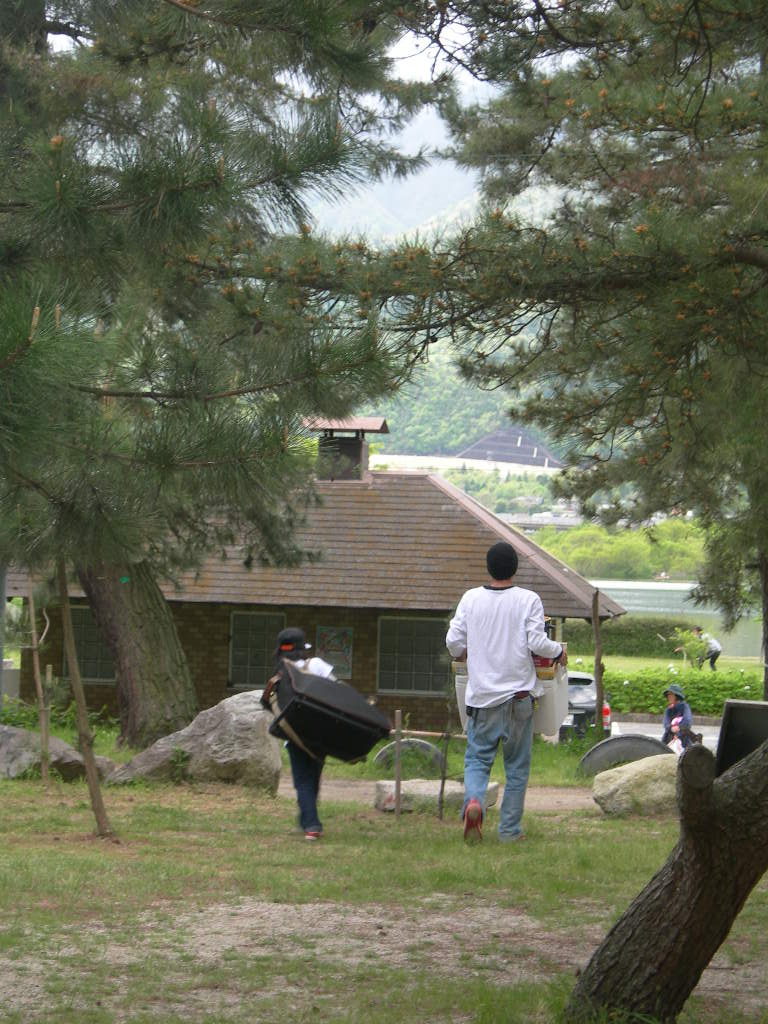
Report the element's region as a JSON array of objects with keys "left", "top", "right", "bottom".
[
  {"left": 564, "top": 616, "right": 699, "bottom": 657},
  {"left": 670, "top": 626, "right": 707, "bottom": 664},
  {"left": 0, "top": 697, "right": 41, "bottom": 730},
  {"left": 604, "top": 668, "right": 761, "bottom": 716},
  {"left": 0, "top": 695, "right": 116, "bottom": 735}
]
